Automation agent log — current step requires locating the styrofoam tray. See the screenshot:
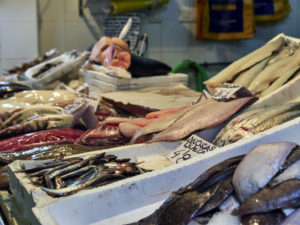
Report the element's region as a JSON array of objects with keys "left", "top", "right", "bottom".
[
  {"left": 9, "top": 116, "right": 300, "bottom": 225},
  {"left": 24, "top": 51, "right": 88, "bottom": 88},
  {"left": 8, "top": 141, "right": 180, "bottom": 225}
]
